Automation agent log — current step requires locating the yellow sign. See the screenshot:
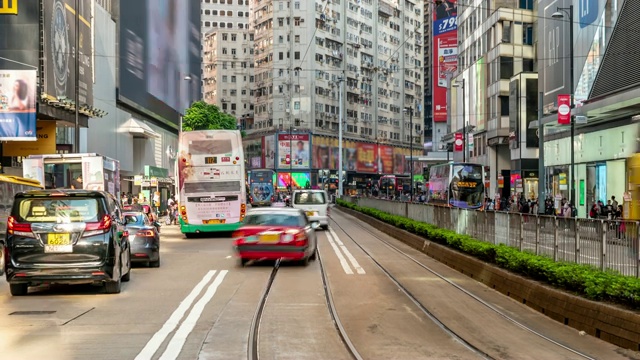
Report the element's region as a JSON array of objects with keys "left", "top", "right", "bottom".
[
  {"left": 3, "top": 121, "right": 56, "bottom": 156},
  {"left": 0, "top": 0, "right": 18, "bottom": 15}
]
